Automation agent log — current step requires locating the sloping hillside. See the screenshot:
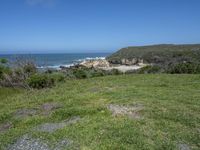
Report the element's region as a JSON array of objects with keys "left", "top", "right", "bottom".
[{"left": 107, "top": 44, "right": 200, "bottom": 65}]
